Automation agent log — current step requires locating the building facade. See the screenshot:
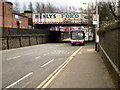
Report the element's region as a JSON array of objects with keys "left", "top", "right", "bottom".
[
  {"left": 24, "top": 11, "right": 33, "bottom": 29},
  {"left": 0, "top": 1, "right": 28, "bottom": 28}
]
